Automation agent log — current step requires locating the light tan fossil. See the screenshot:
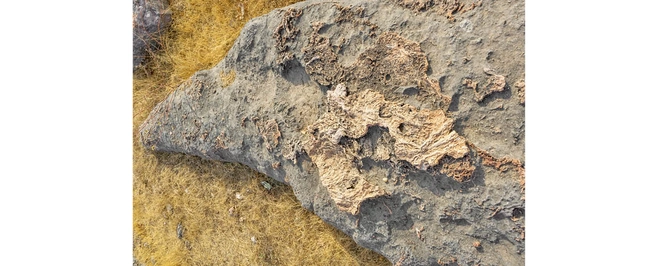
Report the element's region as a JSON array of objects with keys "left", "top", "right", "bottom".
[
  {"left": 463, "top": 73, "right": 507, "bottom": 102},
  {"left": 305, "top": 84, "right": 472, "bottom": 214}
]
